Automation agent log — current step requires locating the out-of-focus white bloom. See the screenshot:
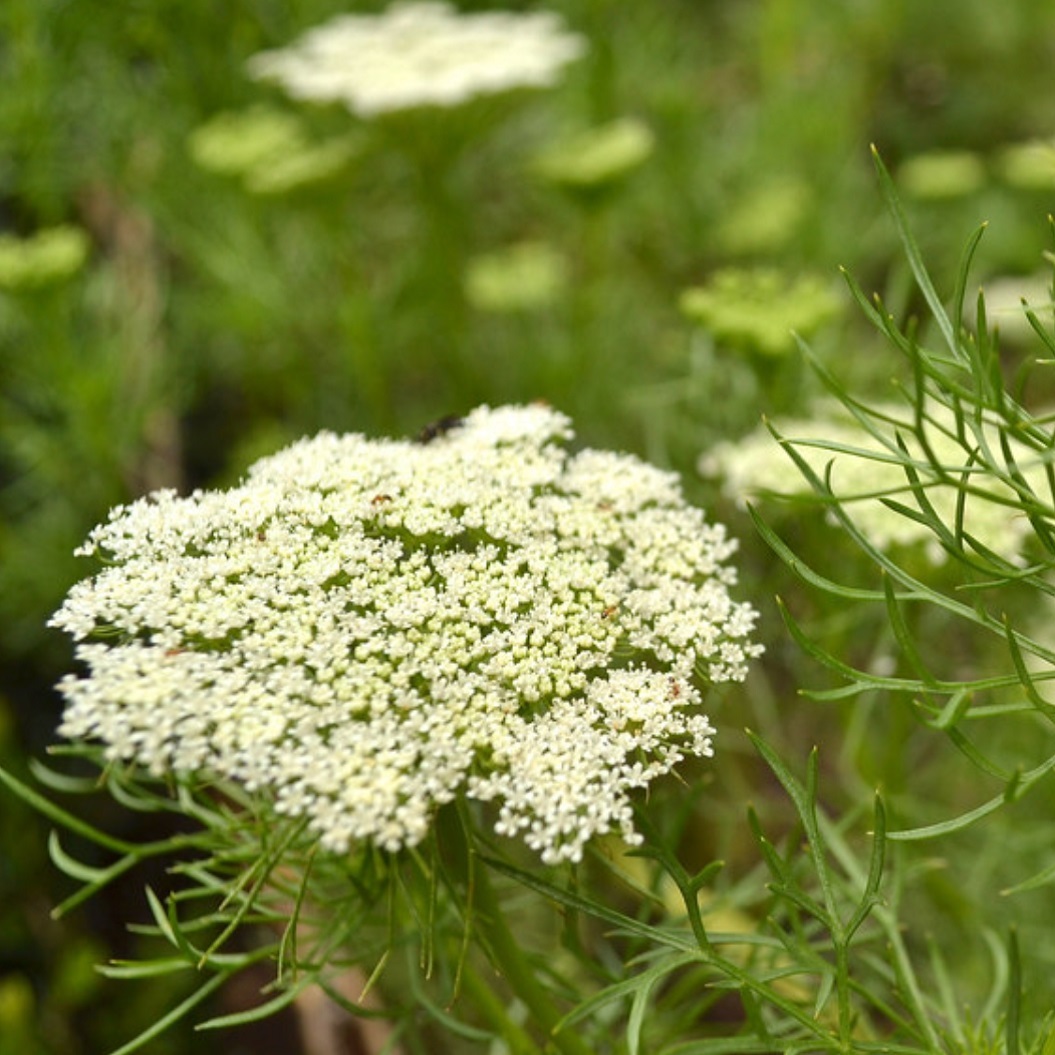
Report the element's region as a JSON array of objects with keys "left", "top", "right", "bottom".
[
  {"left": 52, "top": 405, "right": 760, "bottom": 865},
  {"left": 701, "top": 403, "right": 1041, "bottom": 565},
  {"left": 967, "top": 274, "right": 1055, "bottom": 345},
  {"left": 246, "top": 2, "right": 586, "bottom": 118}
]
